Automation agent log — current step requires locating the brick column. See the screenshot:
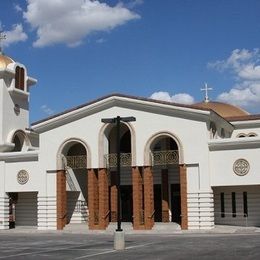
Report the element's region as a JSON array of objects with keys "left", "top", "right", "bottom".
[
  {"left": 132, "top": 167, "right": 144, "bottom": 229},
  {"left": 143, "top": 166, "right": 154, "bottom": 229},
  {"left": 98, "top": 168, "right": 109, "bottom": 229},
  {"left": 110, "top": 171, "right": 118, "bottom": 222},
  {"left": 180, "top": 164, "right": 188, "bottom": 230},
  {"left": 57, "top": 170, "right": 67, "bottom": 230},
  {"left": 161, "top": 169, "right": 169, "bottom": 222},
  {"left": 88, "top": 169, "right": 99, "bottom": 229}
]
